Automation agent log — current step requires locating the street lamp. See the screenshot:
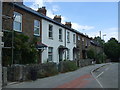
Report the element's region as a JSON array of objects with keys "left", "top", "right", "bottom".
[
  {"left": 102, "top": 34, "right": 106, "bottom": 63},
  {"left": 103, "top": 34, "right": 106, "bottom": 41}
]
